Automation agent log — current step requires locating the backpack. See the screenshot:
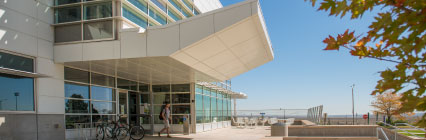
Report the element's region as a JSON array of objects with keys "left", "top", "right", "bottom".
[{"left": 159, "top": 106, "right": 164, "bottom": 120}]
